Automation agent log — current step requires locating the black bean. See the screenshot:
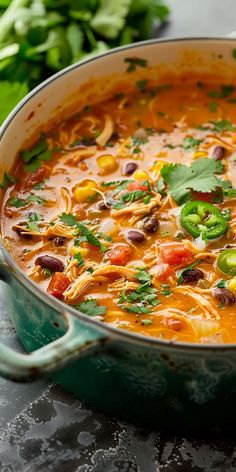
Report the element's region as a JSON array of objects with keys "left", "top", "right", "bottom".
[
  {"left": 180, "top": 268, "right": 204, "bottom": 284},
  {"left": 212, "top": 146, "right": 225, "bottom": 160},
  {"left": 124, "top": 162, "right": 138, "bottom": 176},
  {"left": 212, "top": 287, "right": 235, "bottom": 306},
  {"left": 127, "top": 230, "right": 145, "bottom": 243},
  {"left": 142, "top": 216, "right": 159, "bottom": 233},
  {"left": 35, "top": 255, "right": 64, "bottom": 272},
  {"left": 97, "top": 200, "right": 111, "bottom": 210},
  {"left": 53, "top": 236, "right": 65, "bottom": 247}
]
